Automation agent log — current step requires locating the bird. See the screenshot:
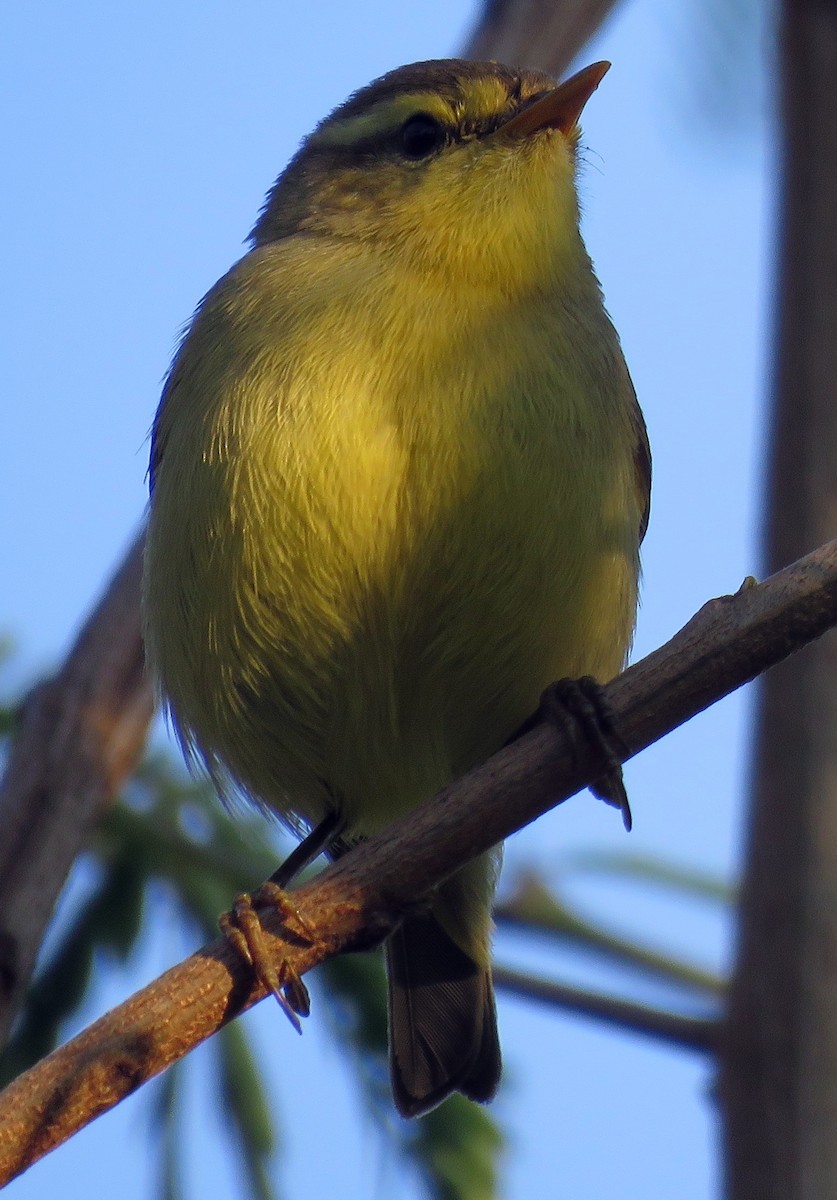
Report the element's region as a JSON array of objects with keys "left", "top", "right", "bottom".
[{"left": 142, "top": 57, "right": 651, "bottom": 1118}]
